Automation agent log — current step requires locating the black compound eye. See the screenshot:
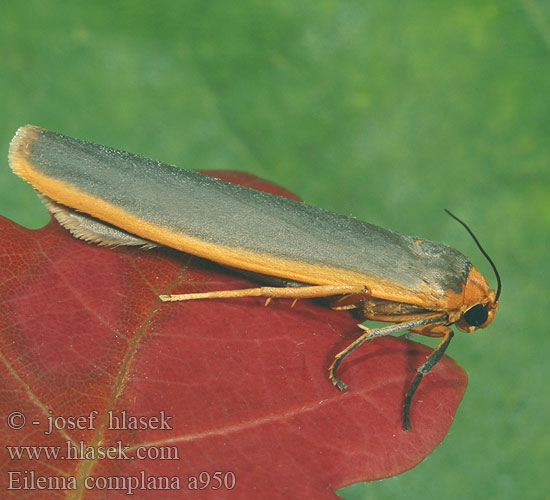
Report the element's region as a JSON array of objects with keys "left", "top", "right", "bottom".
[{"left": 464, "top": 304, "right": 488, "bottom": 327}]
